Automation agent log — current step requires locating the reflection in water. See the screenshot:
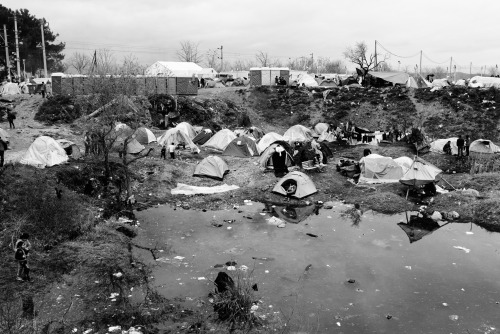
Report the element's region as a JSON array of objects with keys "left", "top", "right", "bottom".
[
  {"left": 397, "top": 213, "right": 449, "bottom": 243},
  {"left": 266, "top": 203, "right": 319, "bottom": 224},
  {"left": 341, "top": 204, "right": 363, "bottom": 227}
]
